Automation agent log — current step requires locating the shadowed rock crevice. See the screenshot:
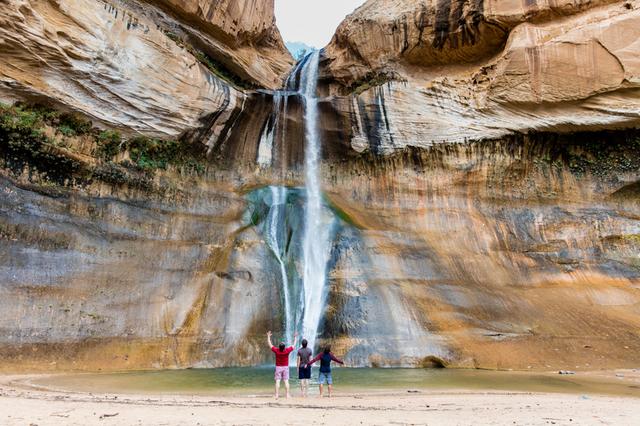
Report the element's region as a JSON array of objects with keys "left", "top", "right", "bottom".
[
  {"left": 433, "top": 0, "right": 486, "bottom": 50},
  {"left": 421, "top": 355, "right": 448, "bottom": 368},
  {"left": 611, "top": 181, "right": 640, "bottom": 202}
]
